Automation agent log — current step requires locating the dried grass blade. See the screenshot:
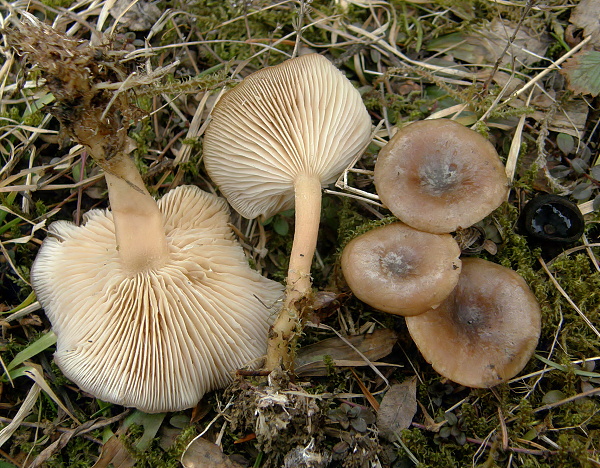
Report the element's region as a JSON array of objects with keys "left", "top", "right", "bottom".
[
  {"left": 505, "top": 90, "right": 533, "bottom": 185},
  {"left": 0, "top": 383, "right": 41, "bottom": 448},
  {"left": 9, "top": 364, "right": 80, "bottom": 424},
  {"left": 349, "top": 367, "right": 379, "bottom": 411}
]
